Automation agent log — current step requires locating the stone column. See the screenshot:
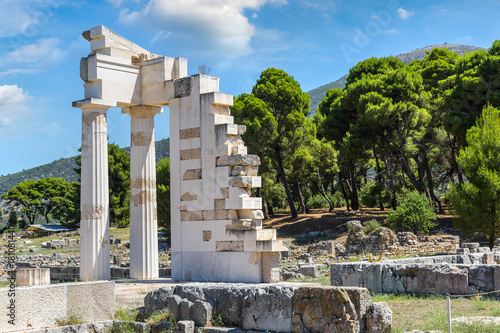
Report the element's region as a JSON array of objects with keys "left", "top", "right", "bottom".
[
  {"left": 78, "top": 103, "right": 111, "bottom": 281},
  {"left": 122, "top": 105, "right": 162, "bottom": 279}
]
